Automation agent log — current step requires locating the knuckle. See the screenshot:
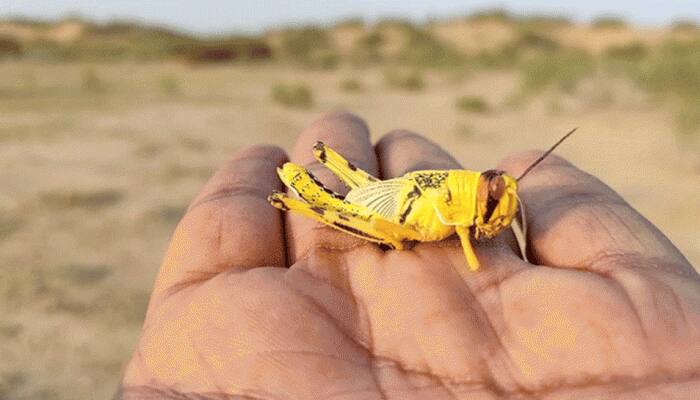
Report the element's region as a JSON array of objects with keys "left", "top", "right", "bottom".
[{"left": 379, "top": 129, "right": 423, "bottom": 146}]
